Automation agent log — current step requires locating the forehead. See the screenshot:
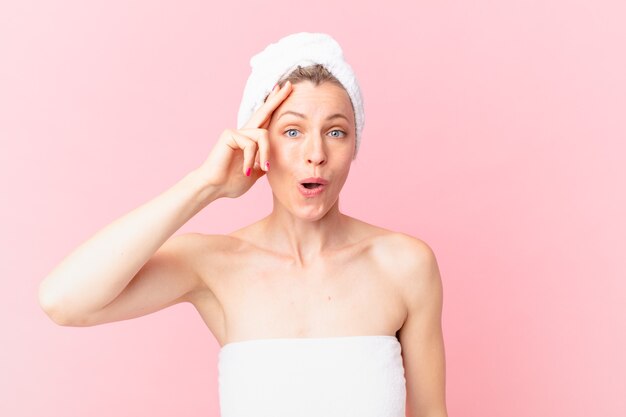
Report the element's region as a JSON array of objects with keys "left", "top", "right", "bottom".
[{"left": 272, "top": 81, "right": 353, "bottom": 121}]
